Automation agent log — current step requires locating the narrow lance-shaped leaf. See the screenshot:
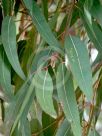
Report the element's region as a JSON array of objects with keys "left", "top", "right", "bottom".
[
  {"left": 56, "top": 63, "right": 82, "bottom": 136},
  {"left": 4, "top": 78, "right": 30, "bottom": 135},
  {"left": 11, "top": 76, "right": 35, "bottom": 134},
  {"left": 23, "top": 0, "right": 63, "bottom": 54},
  {"left": 65, "top": 36, "right": 93, "bottom": 100},
  {"left": 1, "top": 16, "right": 26, "bottom": 80},
  {"left": 2, "top": 0, "right": 14, "bottom": 16},
  {"left": 22, "top": 119, "right": 31, "bottom": 136},
  {"left": 80, "top": 9, "right": 102, "bottom": 53},
  {"left": 0, "top": 45, "right": 13, "bottom": 100},
  {"left": 90, "top": 0, "right": 102, "bottom": 28},
  {"left": 34, "top": 70, "right": 57, "bottom": 118}
]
